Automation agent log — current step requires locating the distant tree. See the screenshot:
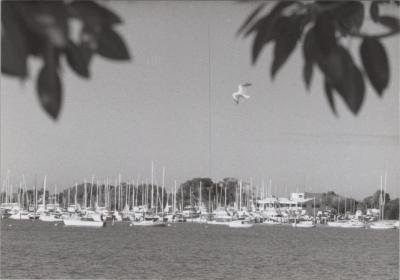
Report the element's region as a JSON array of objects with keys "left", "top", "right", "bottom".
[
  {"left": 384, "top": 198, "right": 399, "bottom": 219},
  {"left": 1, "top": 0, "right": 130, "bottom": 120},
  {"left": 239, "top": 1, "right": 400, "bottom": 115}
]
